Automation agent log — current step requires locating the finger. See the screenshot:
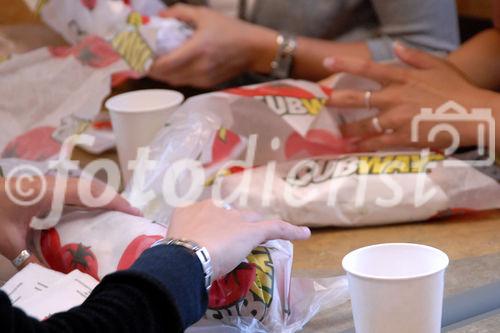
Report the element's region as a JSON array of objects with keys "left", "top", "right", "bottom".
[
  {"left": 355, "top": 131, "right": 408, "bottom": 152},
  {"left": 151, "top": 56, "right": 205, "bottom": 87},
  {"left": 341, "top": 112, "right": 400, "bottom": 138},
  {"left": 64, "top": 178, "right": 142, "bottom": 217},
  {"left": 158, "top": 4, "right": 199, "bottom": 25},
  {"left": 100, "top": 192, "right": 143, "bottom": 217},
  {"left": 259, "top": 220, "right": 311, "bottom": 242},
  {"left": 323, "top": 56, "right": 407, "bottom": 85},
  {"left": 149, "top": 36, "right": 202, "bottom": 78},
  {"left": 393, "top": 41, "right": 444, "bottom": 70},
  {"left": 327, "top": 89, "right": 389, "bottom": 109}
]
